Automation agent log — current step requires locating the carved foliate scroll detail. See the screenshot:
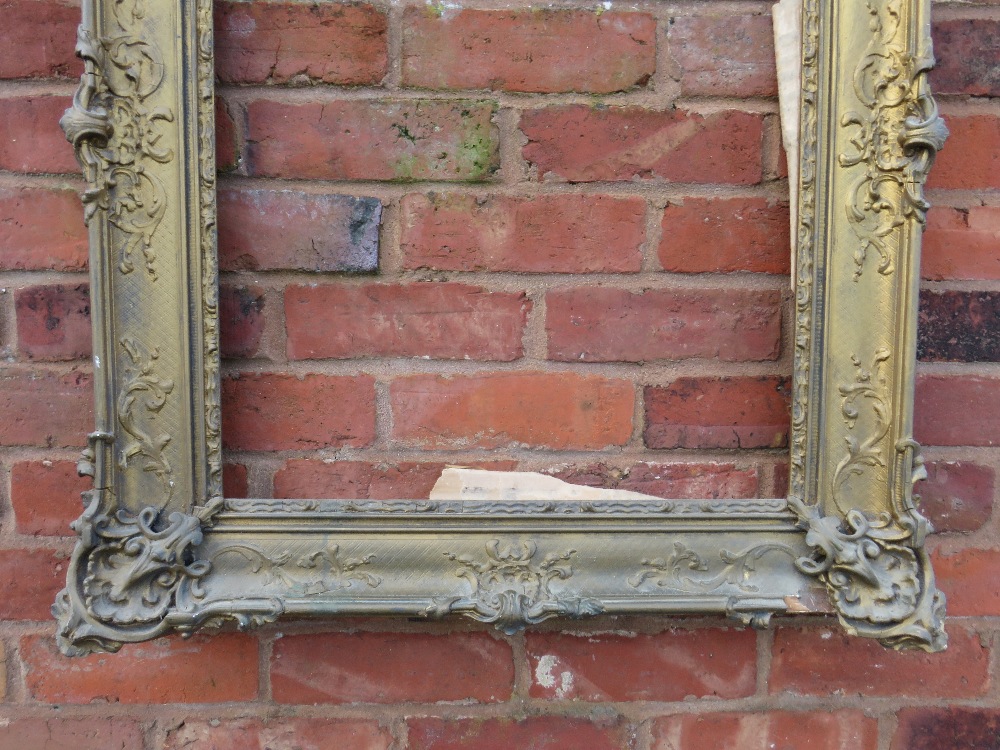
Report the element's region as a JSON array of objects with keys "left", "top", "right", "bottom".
[
  {"left": 54, "top": 495, "right": 211, "bottom": 656},
  {"left": 83, "top": 507, "right": 208, "bottom": 625},
  {"left": 630, "top": 541, "right": 798, "bottom": 594},
  {"left": 118, "top": 337, "right": 174, "bottom": 497},
  {"left": 832, "top": 350, "right": 891, "bottom": 514},
  {"left": 789, "top": 0, "right": 821, "bottom": 500},
  {"left": 790, "top": 499, "right": 946, "bottom": 651},
  {"left": 212, "top": 544, "right": 380, "bottom": 595},
  {"left": 428, "top": 540, "right": 603, "bottom": 634},
  {"left": 197, "top": 0, "right": 223, "bottom": 503},
  {"left": 60, "top": 0, "right": 175, "bottom": 279},
  {"left": 840, "top": 0, "right": 948, "bottom": 280}
]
